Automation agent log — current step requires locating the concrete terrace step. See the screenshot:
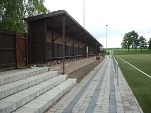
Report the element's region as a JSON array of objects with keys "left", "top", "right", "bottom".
[
  {"left": 0, "top": 75, "right": 68, "bottom": 113},
  {"left": 0, "top": 71, "right": 58, "bottom": 99},
  {"left": 13, "top": 79, "right": 77, "bottom": 113},
  {"left": 0, "top": 67, "right": 49, "bottom": 86}
]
